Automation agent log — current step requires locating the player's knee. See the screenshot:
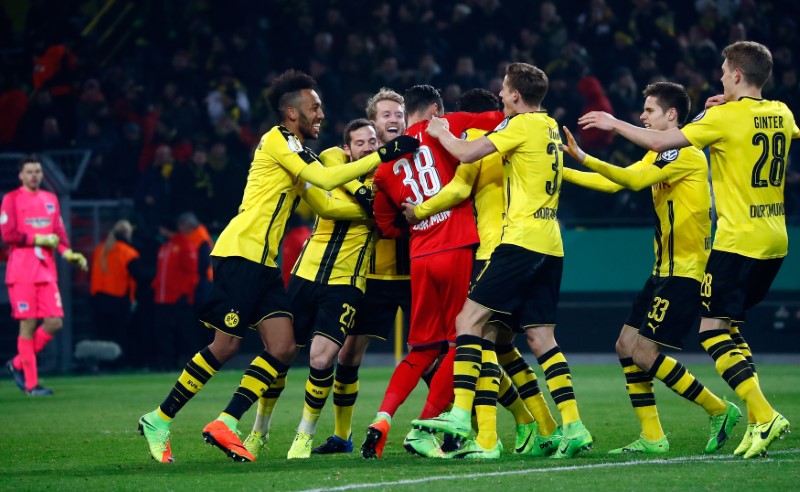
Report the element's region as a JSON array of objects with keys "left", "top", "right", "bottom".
[
  {"left": 614, "top": 337, "right": 631, "bottom": 358},
  {"left": 209, "top": 334, "right": 241, "bottom": 362},
  {"left": 43, "top": 317, "right": 62, "bottom": 333}
]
